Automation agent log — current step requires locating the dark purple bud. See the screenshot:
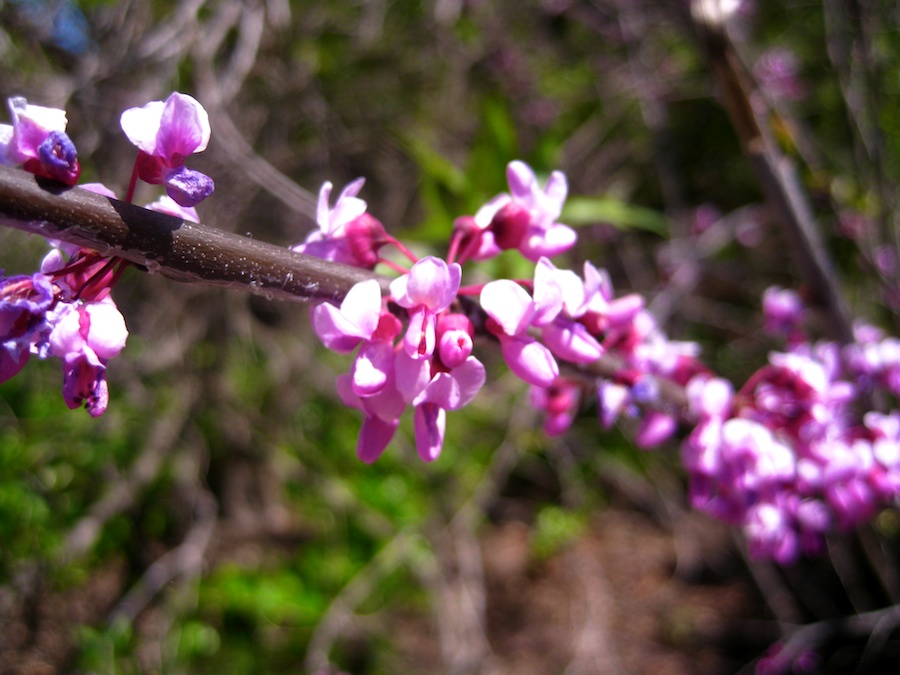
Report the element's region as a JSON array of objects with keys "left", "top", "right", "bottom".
[
  {"left": 0, "top": 274, "right": 55, "bottom": 341},
  {"left": 164, "top": 166, "right": 215, "bottom": 207},
  {"left": 345, "top": 212, "right": 388, "bottom": 269},
  {"left": 489, "top": 201, "right": 530, "bottom": 250},
  {"left": 36, "top": 130, "right": 81, "bottom": 185}
]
